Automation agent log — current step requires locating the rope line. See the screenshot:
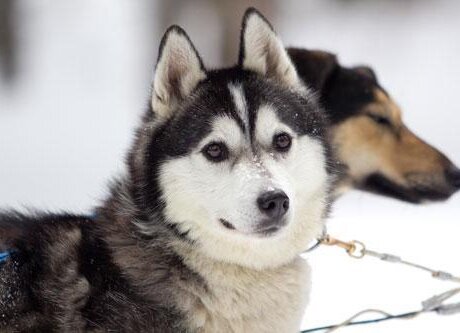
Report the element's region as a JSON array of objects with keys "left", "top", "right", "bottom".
[
  {"left": 301, "top": 288, "right": 460, "bottom": 332},
  {"left": 300, "top": 234, "right": 460, "bottom": 332},
  {"left": 320, "top": 234, "right": 460, "bottom": 283},
  {"left": 301, "top": 310, "right": 423, "bottom": 333},
  {"left": 363, "top": 249, "right": 460, "bottom": 283}
]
